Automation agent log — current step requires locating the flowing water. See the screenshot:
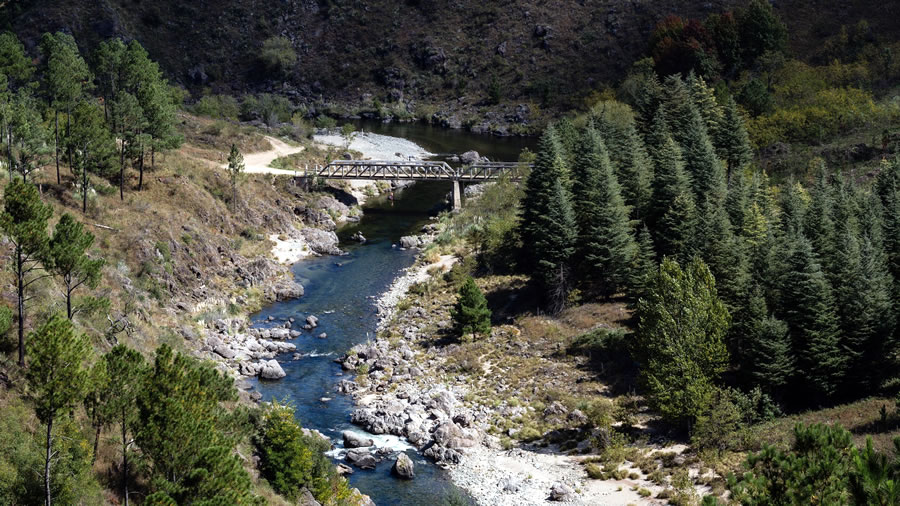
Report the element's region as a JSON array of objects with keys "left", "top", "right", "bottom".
[{"left": 248, "top": 123, "right": 535, "bottom": 505}]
